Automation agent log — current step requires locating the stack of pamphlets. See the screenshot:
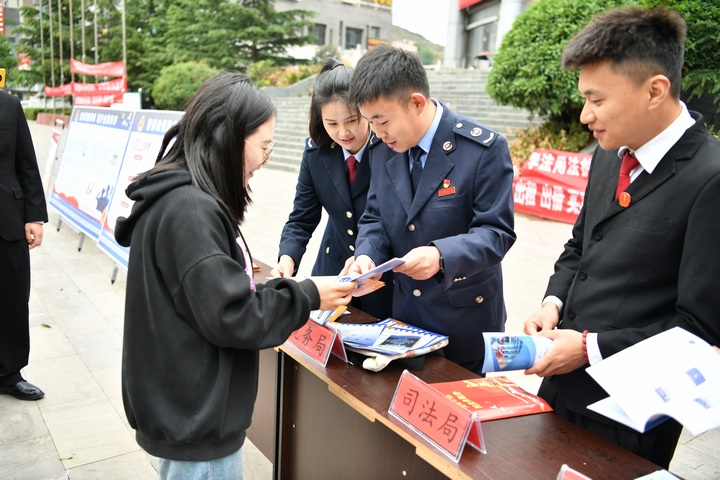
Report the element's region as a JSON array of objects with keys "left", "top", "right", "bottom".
[
  {"left": 328, "top": 318, "right": 449, "bottom": 371},
  {"left": 430, "top": 376, "right": 552, "bottom": 421},
  {"left": 331, "top": 318, "right": 448, "bottom": 356},
  {"left": 586, "top": 327, "right": 720, "bottom": 436}
]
